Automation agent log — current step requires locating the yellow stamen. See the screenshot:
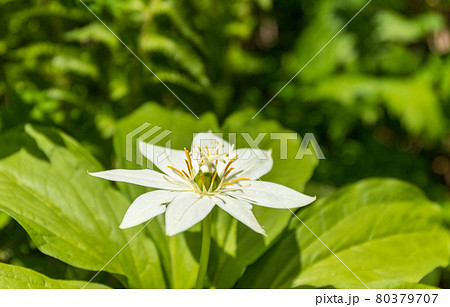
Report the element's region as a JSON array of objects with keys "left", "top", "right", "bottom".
[
  {"left": 230, "top": 178, "right": 250, "bottom": 183},
  {"left": 223, "top": 167, "right": 234, "bottom": 179},
  {"left": 185, "top": 160, "right": 192, "bottom": 176},
  {"left": 184, "top": 148, "right": 193, "bottom": 171},
  {"left": 182, "top": 170, "right": 190, "bottom": 178},
  {"left": 205, "top": 145, "right": 209, "bottom": 155},
  {"left": 167, "top": 166, "right": 184, "bottom": 178},
  {"left": 220, "top": 182, "right": 233, "bottom": 186},
  {"left": 206, "top": 171, "right": 218, "bottom": 192},
  {"left": 223, "top": 155, "right": 238, "bottom": 174},
  {"left": 211, "top": 171, "right": 218, "bottom": 185}
]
